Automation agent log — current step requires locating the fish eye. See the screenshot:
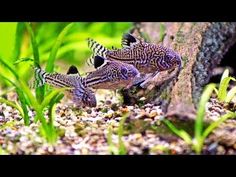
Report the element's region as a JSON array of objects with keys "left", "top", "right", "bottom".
[
  {"left": 121, "top": 67, "right": 128, "bottom": 75},
  {"left": 120, "top": 67, "right": 128, "bottom": 79}
]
